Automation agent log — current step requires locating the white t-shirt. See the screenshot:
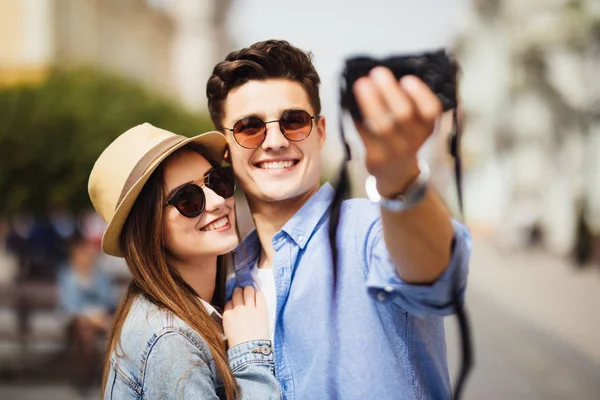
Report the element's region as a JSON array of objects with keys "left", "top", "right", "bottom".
[
  {"left": 199, "top": 298, "right": 220, "bottom": 317},
  {"left": 252, "top": 264, "right": 277, "bottom": 342}
]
